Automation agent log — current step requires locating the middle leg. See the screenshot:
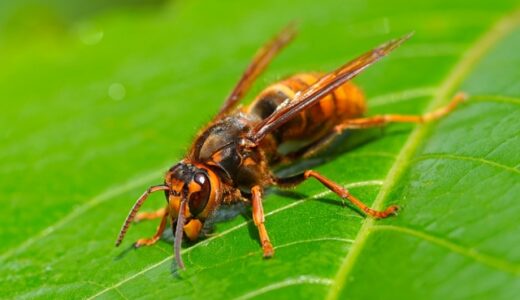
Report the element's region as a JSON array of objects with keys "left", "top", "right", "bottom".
[{"left": 274, "top": 171, "right": 398, "bottom": 218}]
